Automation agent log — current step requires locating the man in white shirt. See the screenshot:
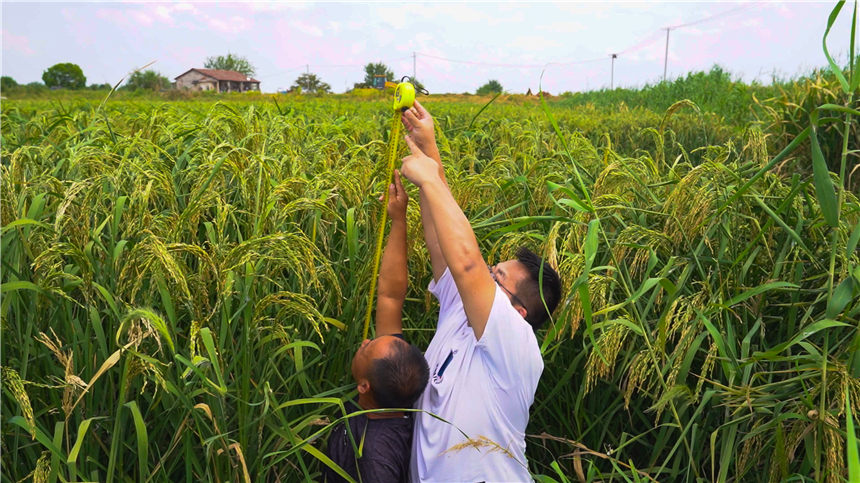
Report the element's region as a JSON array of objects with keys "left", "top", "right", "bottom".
[{"left": 399, "top": 101, "right": 562, "bottom": 482}]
